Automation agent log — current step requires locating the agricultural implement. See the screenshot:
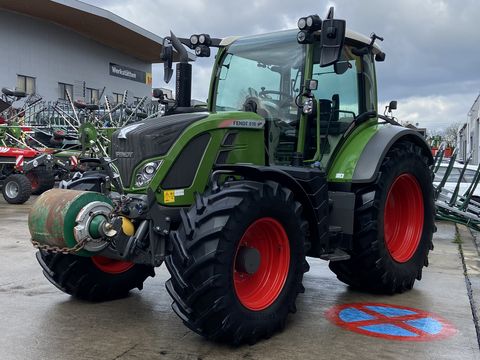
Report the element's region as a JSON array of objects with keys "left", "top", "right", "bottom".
[
  {"left": 433, "top": 145, "right": 480, "bottom": 230},
  {"left": 0, "top": 145, "right": 55, "bottom": 203},
  {"left": 29, "top": 8, "right": 434, "bottom": 344}
]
